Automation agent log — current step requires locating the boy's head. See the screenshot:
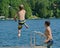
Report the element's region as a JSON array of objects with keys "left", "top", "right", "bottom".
[
  {"left": 19, "top": 4, "right": 24, "bottom": 10},
  {"left": 45, "top": 21, "right": 50, "bottom": 26}
]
